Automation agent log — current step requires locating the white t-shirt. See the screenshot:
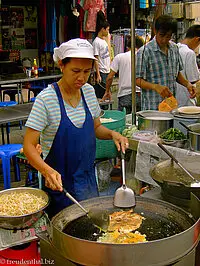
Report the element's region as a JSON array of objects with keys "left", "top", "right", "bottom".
[
  {"left": 176, "top": 43, "right": 200, "bottom": 107},
  {"left": 111, "top": 50, "right": 140, "bottom": 98},
  {"left": 93, "top": 37, "right": 110, "bottom": 74}
]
